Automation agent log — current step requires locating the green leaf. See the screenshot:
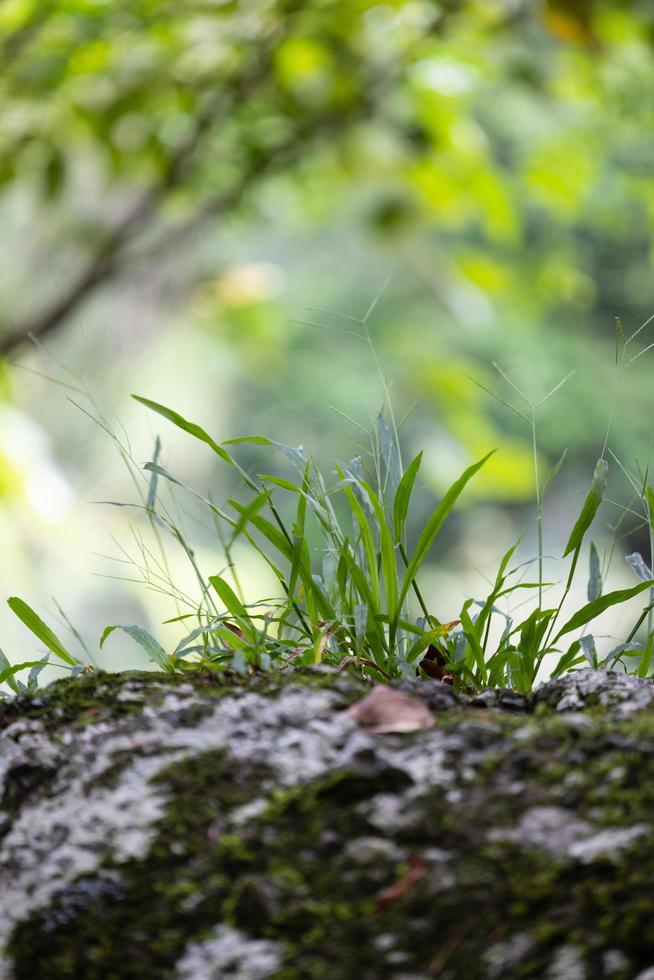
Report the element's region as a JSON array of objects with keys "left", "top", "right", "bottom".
[
  {"left": 542, "top": 448, "right": 567, "bottom": 497},
  {"left": 100, "top": 624, "right": 174, "bottom": 673},
  {"left": 0, "top": 647, "right": 21, "bottom": 694},
  {"left": 8, "top": 597, "right": 78, "bottom": 666},
  {"left": 228, "top": 500, "right": 293, "bottom": 561},
  {"left": 223, "top": 435, "right": 273, "bottom": 446},
  {"left": 587, "top": 541, "right": 602, "bottom": 601},
  {"left": 209, "top": 575, "right": 248, "bottom": 620},
  {"left": 288, "top": 463, "right": 311, "bottom": 603},
  {"left": 365, "top": 487, "right": 398, "bottom": 623},
  {"left": 146, "top": 435, "right": 162, "bottom": 511},
  {"left": 338, "top": 467, "right": 381, "bottom": 611},
  {"left": 554, "top": 580, "right": 654, "bottom": 641},
  {"left": 626, "top": 552, "right": 652, "bottom": 583},
  {"left": 376, "top": 412, "right": 401, "bottom": 500},
  {"left": 615, "top": 315, "right": 626, "bottom": 366},
  {"left": 228, "top": 489, "right": 272, "bottom": 545},
  {"left": 259, "top": 475, "right": 302, "bottom": 492},
  {"left": 579, "top": 634, "right": 598, "bottom": 668},
  {"left": 144, "top": 463, "right": 233, "bottom": 524},
  {"left": 563, "top": 458, "right": 608, "bottom": 557},
  {"left": 132, "top": 396, "right": 233, "bottom": 465},
  {"left": 393, "top": 451, "right": 422, "bottom": 543},
  {"left": 398, "top": 451, "right": 494, "bottom": 609},
  {"left": 0, "top": 659, "right": 49, "bottom": 691},
  {"left": 549, "top": 644, "right": 586, "bottom": 679},
  {"left": 637, "top": 633, "right": 654, "bottom": 678}
]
